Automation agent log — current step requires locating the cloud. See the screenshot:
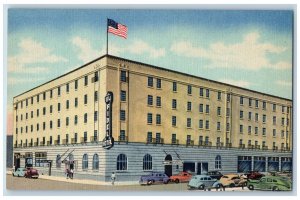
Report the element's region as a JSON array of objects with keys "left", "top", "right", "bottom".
[
  {"left": 8, "top": 77, "right": 44, "bottom": 86},
  {"left": 276, "top": 80, "right": 292, "bottom": 87},
  {"left": 219, "top": 79, "right": 252, "bottom": 88},
  {"left": 8, "top": 38, "right": 68, "bottom": 74},
  {"left": 127, "top": 40, "right": 166, "bottom": 58},
  {"left": 170, "top": 32, "right": 290, "bottom": 70},
  {"left": 71, "top": 36, "right": 100, "bottom": 63}
]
